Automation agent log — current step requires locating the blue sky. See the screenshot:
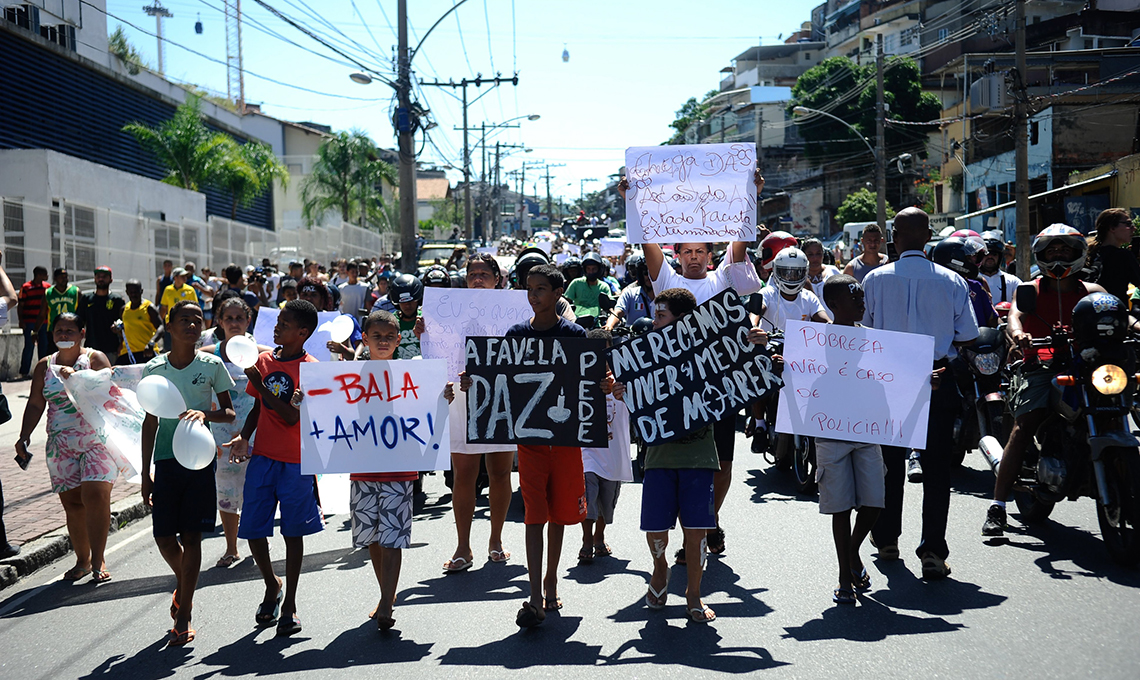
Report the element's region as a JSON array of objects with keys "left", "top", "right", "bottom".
[{"left": 105, "top": 0, "right": 821, "bottom": 202}]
